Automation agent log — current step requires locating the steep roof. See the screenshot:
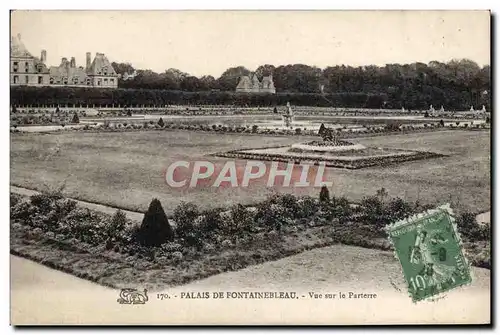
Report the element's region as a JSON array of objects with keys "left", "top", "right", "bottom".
[
  {"left": 251, "top": 73, "right": 261, "bottom": 85},
  {"left": 261, "top": 75, "right": 275, "bottom": 88},
  {"left": 236, "top": 76, "right": 252, "bottom": 89},
  {"left": 49, "top": 60, "right": 88, "bottom": 83},
  {"left": 10, "top": 34, "right": 34, "bottom": 58},
  {"left": 86, "top": 53, "right": 118, "bottom": 76}
]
